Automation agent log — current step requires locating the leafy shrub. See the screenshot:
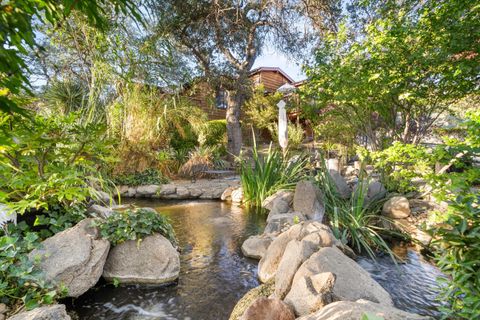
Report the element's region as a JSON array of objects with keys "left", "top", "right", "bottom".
[
  {"left": 244, "top": 85, "right": 282, "bottom": 130},
  {"left": 198, "top": 119, "right": 227, "bottom": 147},
  {"left": 269, "top": 122, "right": 304, "bottom": 150},
  {"left": 240, "top": 140, "right": 307, "bottom": 207},
  {"left": 112, "top": 168, "right": 169, "bottom": 186},
  {"left": 429, "top": 193, "right": 480, "bottom": 319},
  {"left": 0, "top": 111, "right": 113, "bottom": 214},
  {"left": 32, "top": 204, "right": 87, "bottom": 239},
  {"left": 97, "top": 208, "right": 176, "bottom": 246},
  {"left": 0, "top": 225, "right": 65, "bottom": 312},
  {"left": 363, "top": 142, "right": 434, "bottom": 193},
  {"left": 427, "top": 110, "right": 480, "bottom": 319},
  {"left": 316, "top": 161, "right": 404, "bottom": 260}
]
